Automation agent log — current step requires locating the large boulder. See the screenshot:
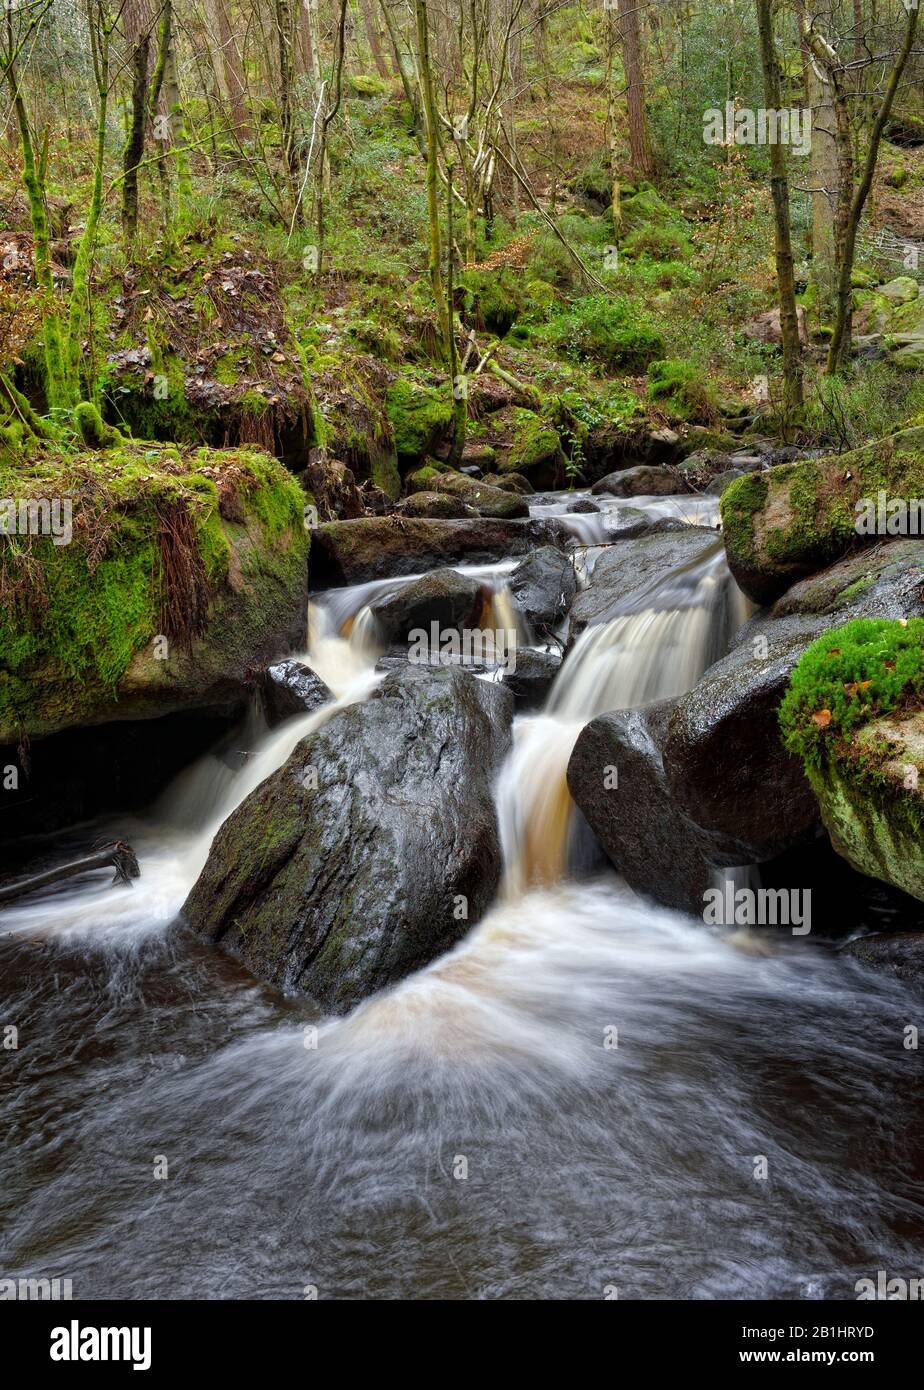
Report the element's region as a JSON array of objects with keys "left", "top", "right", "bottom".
[
  {"left": 368, "top": 568, "right": 484, "bottom": 645},
  {"left": 182, "top": 667, "right": 513, "bottom": 1012},
  {"left": 664, "top": 615, "right": 827, "bottom": 864},
  {"left": 769, "top": 538, "right": 924, "bottom": 624},
  {"left": 568, "top": 700, "right": 714, "bottom": 913},
  {"left": 509, "top": 545, "right": 577, "bottom": 634},
  {"left": 720, "top": 427, "right": 924, "bottom": 604},
  {"left": 0, "top": 444, "right": 309, "bottom": 742},
  {"left": 309, "top": 515, "right": 573, "bottom": 587},
  {"left": 568, "top": 528, "right": 720, "bottom": 641},
  {"left": 429, "top": 470, "right": 530, "bottom": 519},
  {"left": 592, "top": 464, "right": 684, "bottom": 497}
]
